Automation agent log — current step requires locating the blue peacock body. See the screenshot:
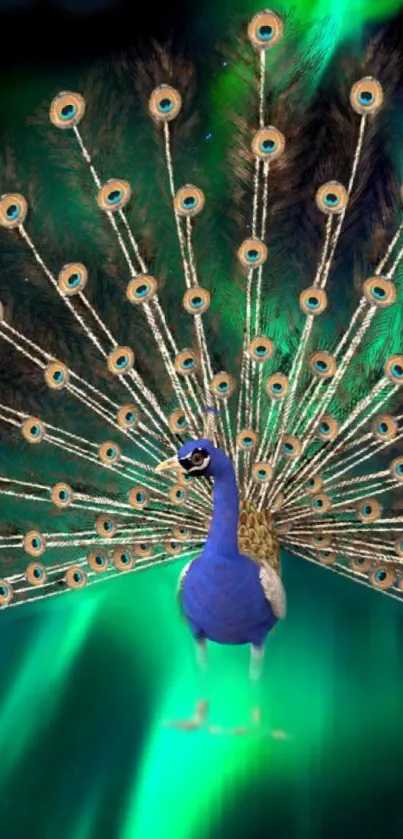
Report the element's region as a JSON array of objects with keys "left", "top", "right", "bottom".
[{"left": 0, "top": 9, "right": 402, "bottom": 725}]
